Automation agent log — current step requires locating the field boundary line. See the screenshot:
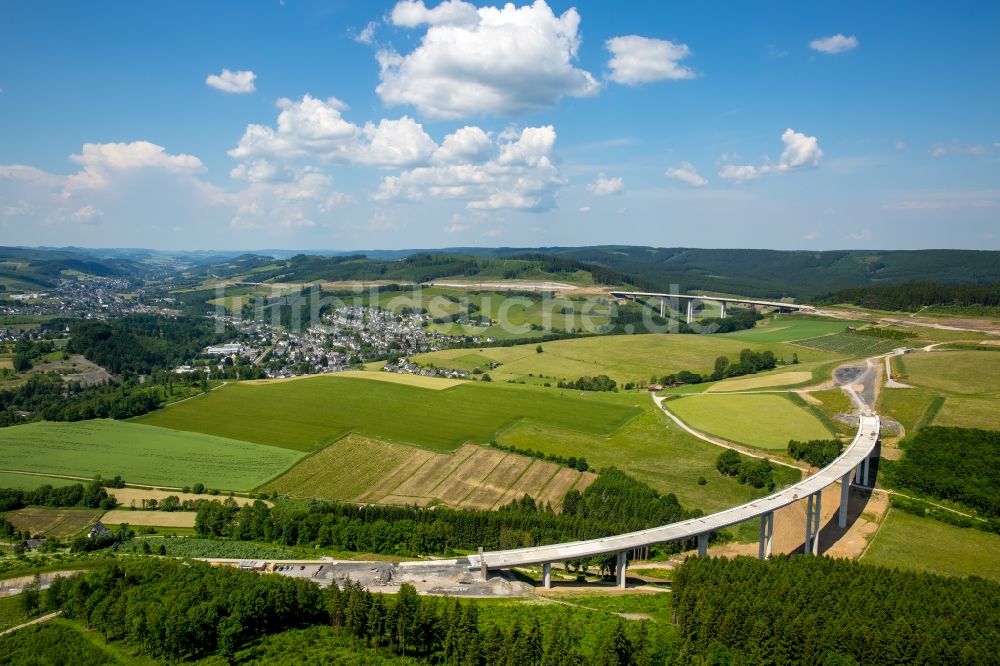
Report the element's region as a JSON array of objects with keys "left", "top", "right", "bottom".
[
  {"left": 0, "top": 611, "right": 62, "bottom": 637},
  {"left": 252, "top": 433, "right": 351, "bottom": 492},
  {"left": 652, "top": 395, "right": 805, "bottom": 472},
  {"left": 455, "top": 452, "right": 507, "bottom": 507},
  {"left": 489, "top": 451, "right": 536, "bottom": 509}
]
